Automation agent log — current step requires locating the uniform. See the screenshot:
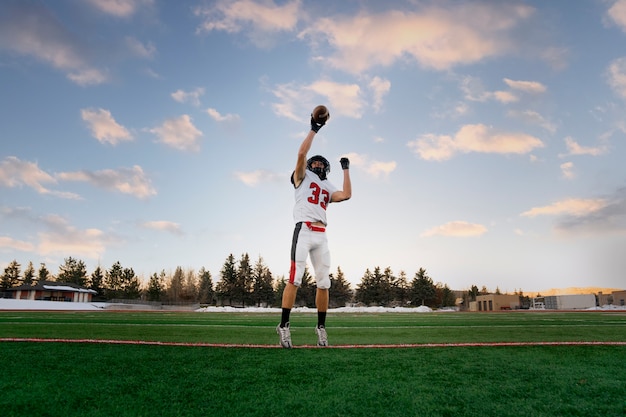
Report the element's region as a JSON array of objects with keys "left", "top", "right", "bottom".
[{"left": 290, "top": 169, "right": 338, "bottom": 289}]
